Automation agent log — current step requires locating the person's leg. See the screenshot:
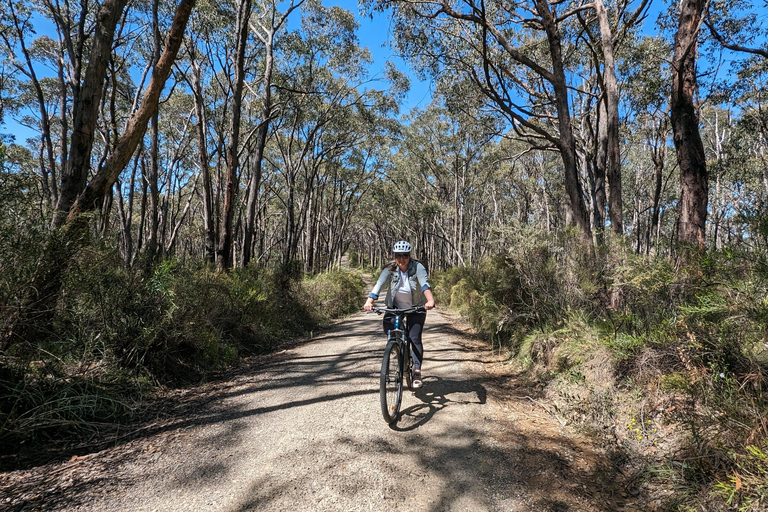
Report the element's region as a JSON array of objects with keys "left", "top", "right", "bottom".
[
  {"left": 382, "top": 312, "right": 396, "bottom": 336},
  {"left": 406, "top": 312, "right": 426, "bottom": 371}
]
